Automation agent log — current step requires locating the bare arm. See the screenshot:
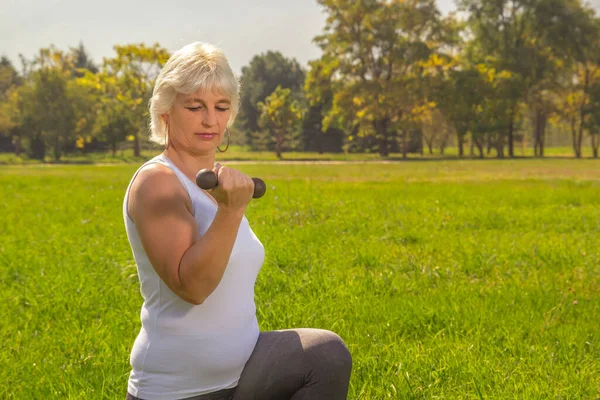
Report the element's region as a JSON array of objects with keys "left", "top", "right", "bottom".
[{"left": 130, "top": 164, "right": 253, "bottom": 305}]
